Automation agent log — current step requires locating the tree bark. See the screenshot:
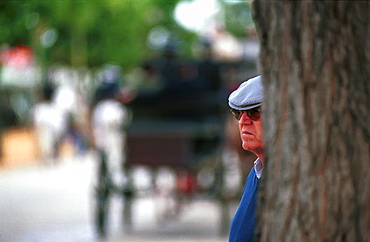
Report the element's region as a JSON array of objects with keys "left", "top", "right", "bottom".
[{"left": 252, "top": 0, "right": 369, "bottom": 241}]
